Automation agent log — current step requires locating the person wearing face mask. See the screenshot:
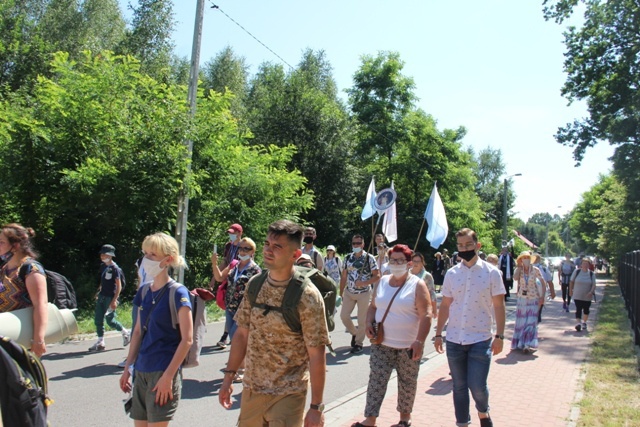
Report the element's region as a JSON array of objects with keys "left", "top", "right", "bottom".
[
  {"left": 340, "top": 234, "right": 380, "bottom": 354},
  {"left": 212, "top": 237, "right": 261, "bottom": 382},
  {"left": 410, "top": 252, "right": 437, "bottom": 318},
  {"left": 434, "top": 228, "right": 505, "bottom": 427},
  {"left": 302, "top": 227, "right": 324, "bottom": 271},
  {"left": 88, "top": 244, "right": 130, "bottom": 352},
  {"left": 215, "top": 223, "right": 244, "bottom": 348},
  {"left": 351, "top": 245, "right": 431, "bottom": 427},
  {"left": 0, "top": 223, "right": 48, "bottom": 358},
  {"left": 119, "top": 233, "right": 192, "bottom": 425},
  {"left": 222, "top": 223, "right": 244, "bottom": 269},
  {"left": 511, "top": 251, "right": 547, "bottom": 353}
]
